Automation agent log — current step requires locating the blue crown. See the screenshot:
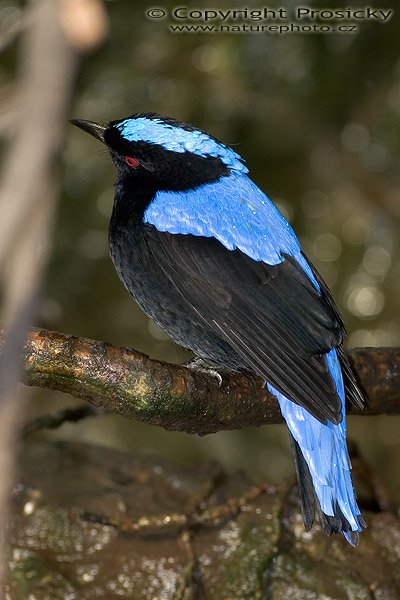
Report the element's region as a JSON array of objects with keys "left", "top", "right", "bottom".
[{"left": 114, "top": 116, "right": 248, "bottom": 173}]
